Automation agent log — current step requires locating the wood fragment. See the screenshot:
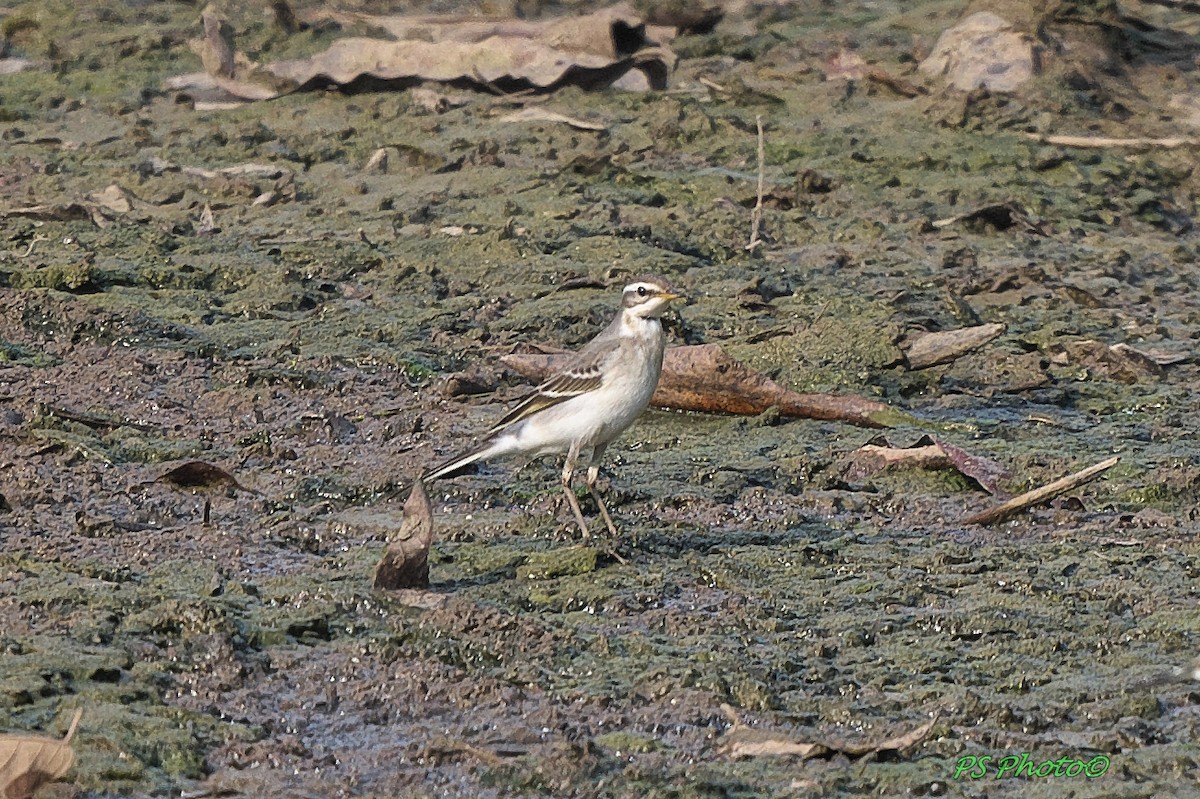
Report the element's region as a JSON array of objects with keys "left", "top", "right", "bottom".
[
  {"left": 962, "top": 455, "right": 1119, "bottom": 526},
  {"left": 1023, "top": 133, "right": 1200, "bottom": 149},
  {"left": 902, "top": 323, "right": 1004, "bottom": 369},
  {"left": 501, "top": 344, "right": 911, "bottom": 429}
]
